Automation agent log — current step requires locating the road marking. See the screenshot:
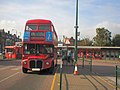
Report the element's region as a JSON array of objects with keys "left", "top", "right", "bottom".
[
  {"left": 84, "top": 68, "right": 117, "bottom": 89},
  {"left": 50, "top": 73, "right": 57, "bottom": 90},
  {"left": 92, "top": 72, "right": 116, "bottom": 89},
  {"left": 50, "top": 67, "right": 59, "bottom": 90},
  {"left": 0, "top": 66, "right": 15, "bottom": 71},
  {"left": 0, "top": 72, "right": 19, "bottom": 83},
  {"left": 11, "top": 67, "right": 21, "bottom": 70}
]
